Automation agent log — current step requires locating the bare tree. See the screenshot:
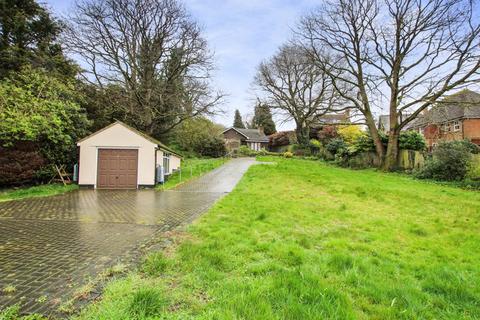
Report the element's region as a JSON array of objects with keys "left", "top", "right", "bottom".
[
  {"left": 64, "top": 0, "right": 223, "bottom": 136},
  {"left": 254, "top": 44, "right": 345, "bottom": 145},
  {"left": 300, "top": 0, "right": 480, "bottom": 170}
]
